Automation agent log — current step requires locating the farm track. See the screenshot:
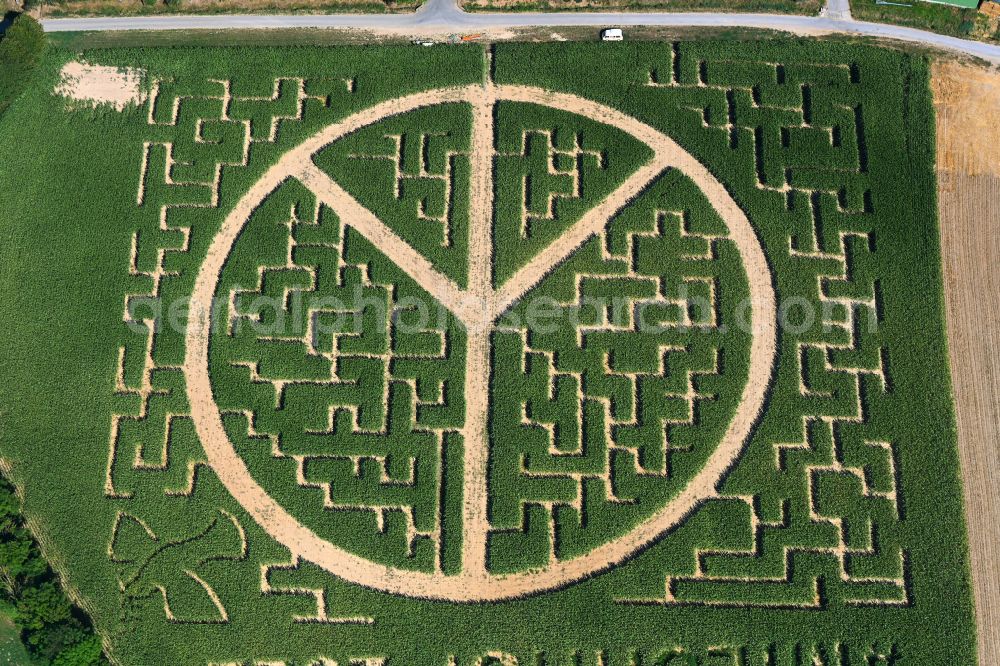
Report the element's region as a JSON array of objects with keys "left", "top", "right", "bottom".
[
  {"left": 933, "top": 61, "right": 1000, "bottom": 666},
  {"left": 38, "top": 0, "right": 1000, "bottom": 66}
]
